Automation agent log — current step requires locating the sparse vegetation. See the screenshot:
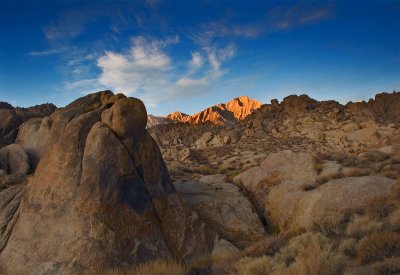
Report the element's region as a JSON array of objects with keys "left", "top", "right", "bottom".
[
  {"left": 346, "top": 215, "right": 383, "bottom": 238},
  {"left": 357, "top": 231, "right": 400, "bottom": 264},
  {"left": 100, "top": 259, "right": 186, "bottom": 275}
]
